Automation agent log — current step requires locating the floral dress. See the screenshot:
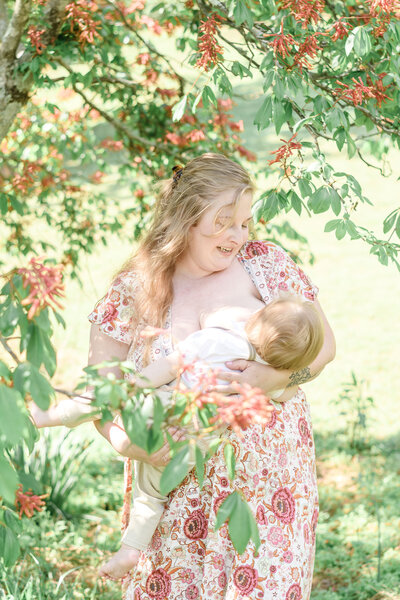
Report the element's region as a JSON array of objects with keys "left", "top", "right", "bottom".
[{"left": 88, "top": 241, "right": 319, "bottom": 600}]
